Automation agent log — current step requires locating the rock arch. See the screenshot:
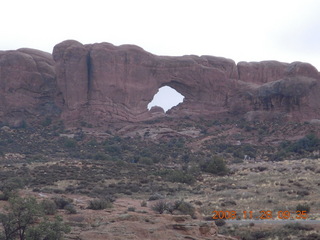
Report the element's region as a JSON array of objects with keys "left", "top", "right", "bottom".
[{"left": 49, "top": 40, "right": 320, "bottom": 124}]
